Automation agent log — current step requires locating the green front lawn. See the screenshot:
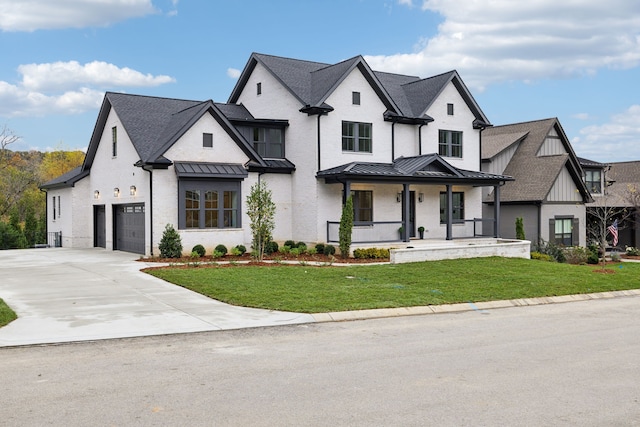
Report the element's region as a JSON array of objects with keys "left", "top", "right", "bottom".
[
  {"left": 0, "top": 298, "right": 17, "bottom": 327},
  {"left": 145, "top": 258, "right": 640, "bottom": 313}
]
